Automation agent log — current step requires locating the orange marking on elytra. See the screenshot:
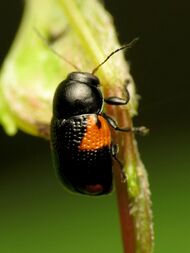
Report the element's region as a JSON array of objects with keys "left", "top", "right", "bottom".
[{"left": 79, "top": 115, "right": 111, "bottom": 150}]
